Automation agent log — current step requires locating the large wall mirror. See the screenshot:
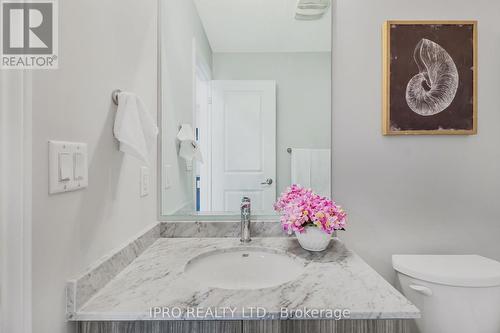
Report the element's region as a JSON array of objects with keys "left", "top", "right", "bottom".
[{"left": 160, "top": 0, "right": 332, "bottom": 219}]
